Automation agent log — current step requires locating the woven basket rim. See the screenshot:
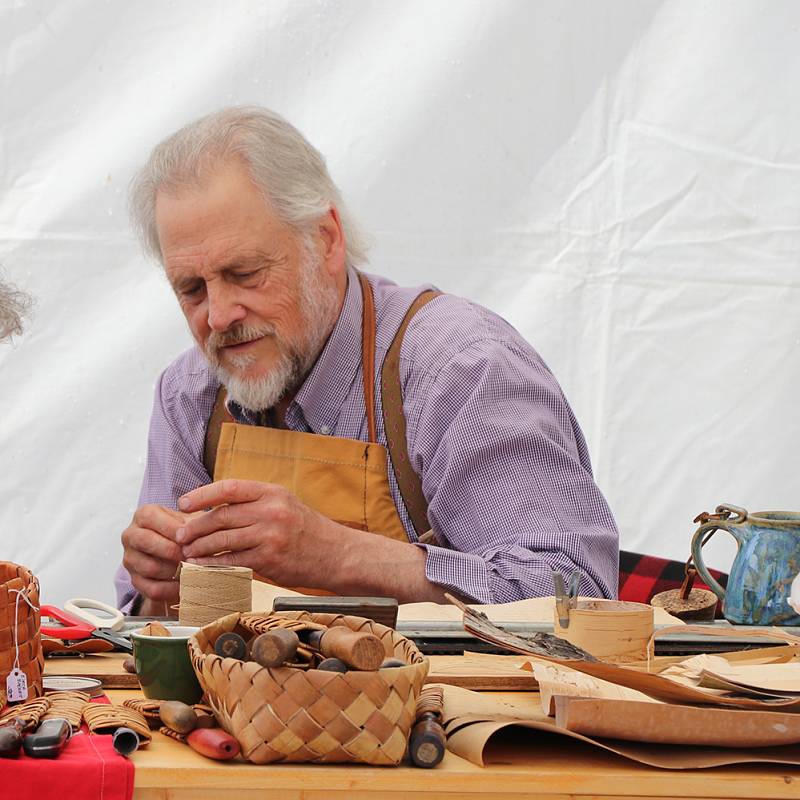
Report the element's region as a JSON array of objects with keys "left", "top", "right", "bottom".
[
  {"left": 188, "top": 611, "right": 430, "bottom": 679},
  {"left": 0, "top": 560, "right": 35, "bottom": 580},
  {"left": 188, "top": 610, "right": 427, "bottom": 668}
]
